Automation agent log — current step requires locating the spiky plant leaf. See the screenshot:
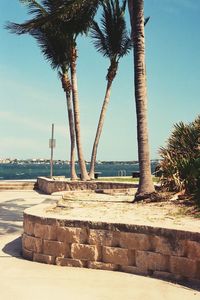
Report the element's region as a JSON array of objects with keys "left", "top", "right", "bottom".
[{"left": 159, "top": 116, "right": 200, "bottom": 200}]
